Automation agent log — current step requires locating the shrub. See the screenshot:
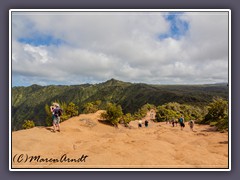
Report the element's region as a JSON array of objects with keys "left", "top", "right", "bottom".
[
  {"left": 155, "top": 106, "right": 180, "bottom": 122},
  {"left": 66, "top": 102, "right": 79, "bottom": 117},
  {"left": 216, "top": 116, "right": 228, "bottom": 131},
  {"left": 22, "top": 120, "right": 35, "bottom": 129},
  {"left": 202, "top": 97, "right": 228, "bottom": 124},
  {"left": 83, "top": 101, "right": 99, "bottom": 113},
  {"left": 45, "top": 104, "right": 53, "bottom": 126},
  {"left": 210, "top": 121, "right": 218, "bottom": 127},
  {"left": 134, "top": 104, "right": 155, "bottom": 119},
  {"left": 100, "top": 103, "right": 123, "bottom": 126},
  {"left": 155, "top": 102, "right": 204, "bottom": 122},
  {"left": 122, "top": 113, "right": 134, "bottom": 124}
]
